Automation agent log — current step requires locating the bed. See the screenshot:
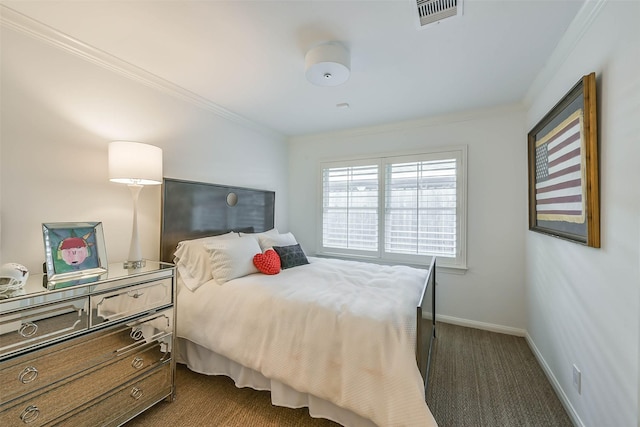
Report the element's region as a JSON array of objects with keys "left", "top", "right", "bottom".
[{"left": 160, "top": 178, "right": 437, "bottom": 427}]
